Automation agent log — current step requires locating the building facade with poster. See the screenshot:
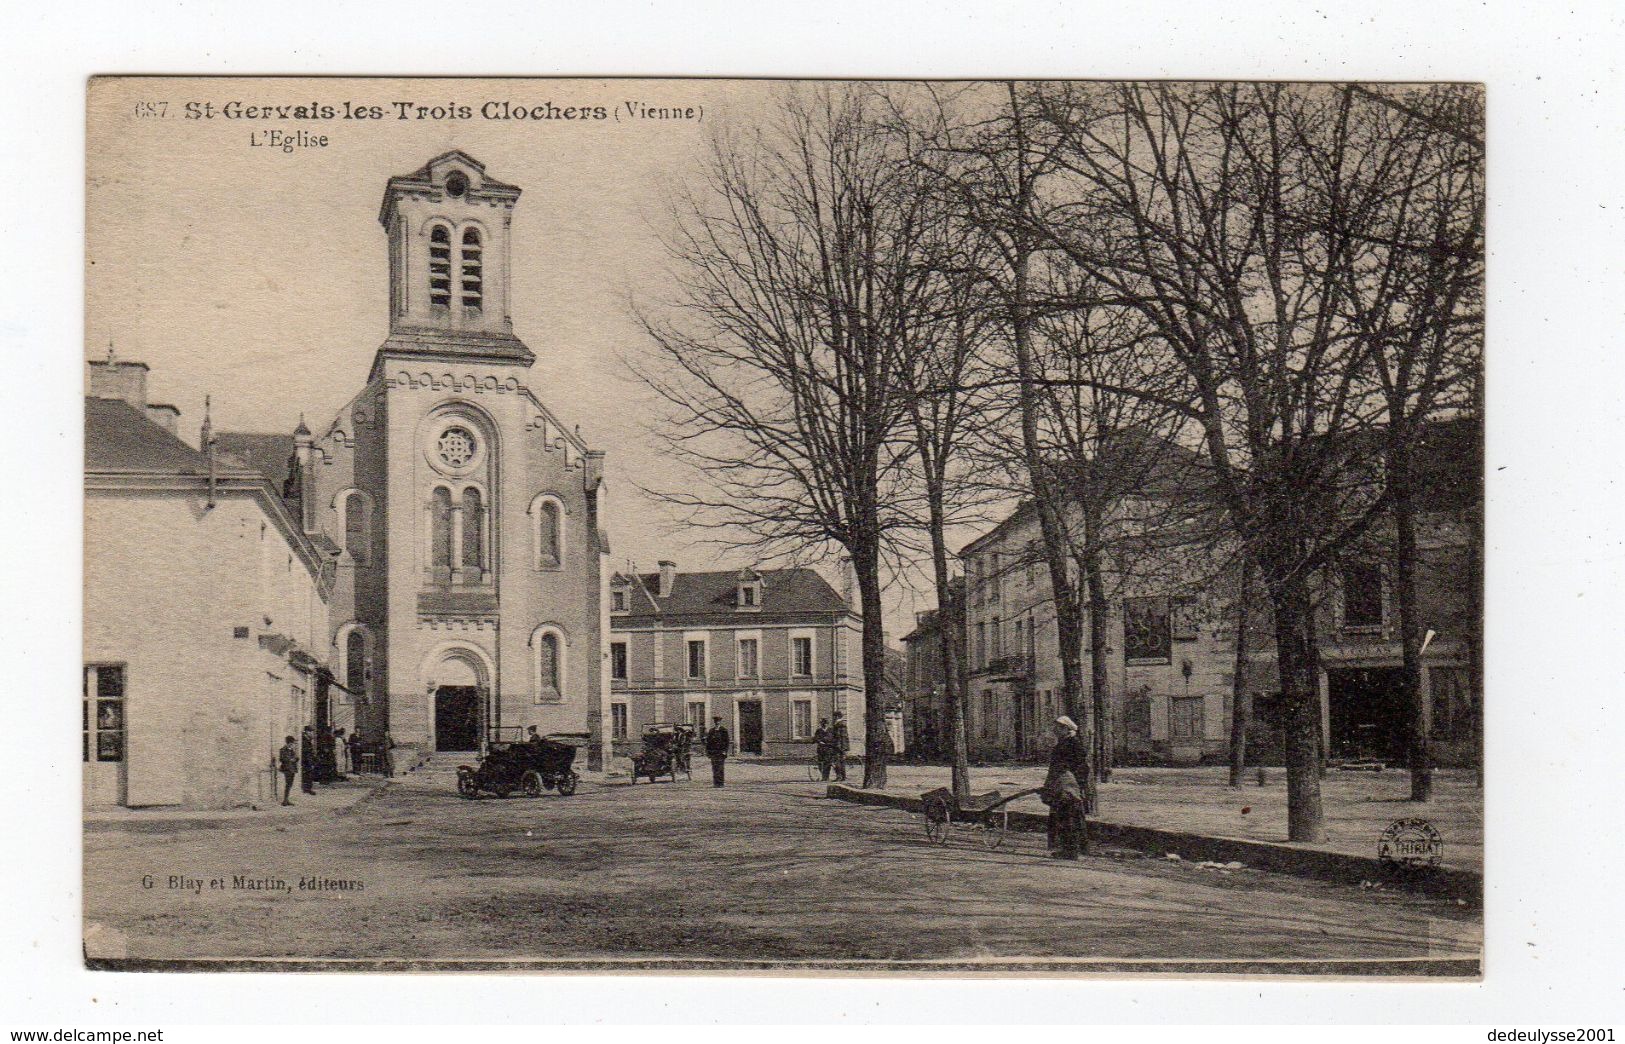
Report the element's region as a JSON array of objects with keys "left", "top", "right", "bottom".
[
  {"left": 215, "top": 151, "right": 611, "bottom": 768},
  {"left": 606, "top": 563, "right": 863, "bottom": 760}
]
